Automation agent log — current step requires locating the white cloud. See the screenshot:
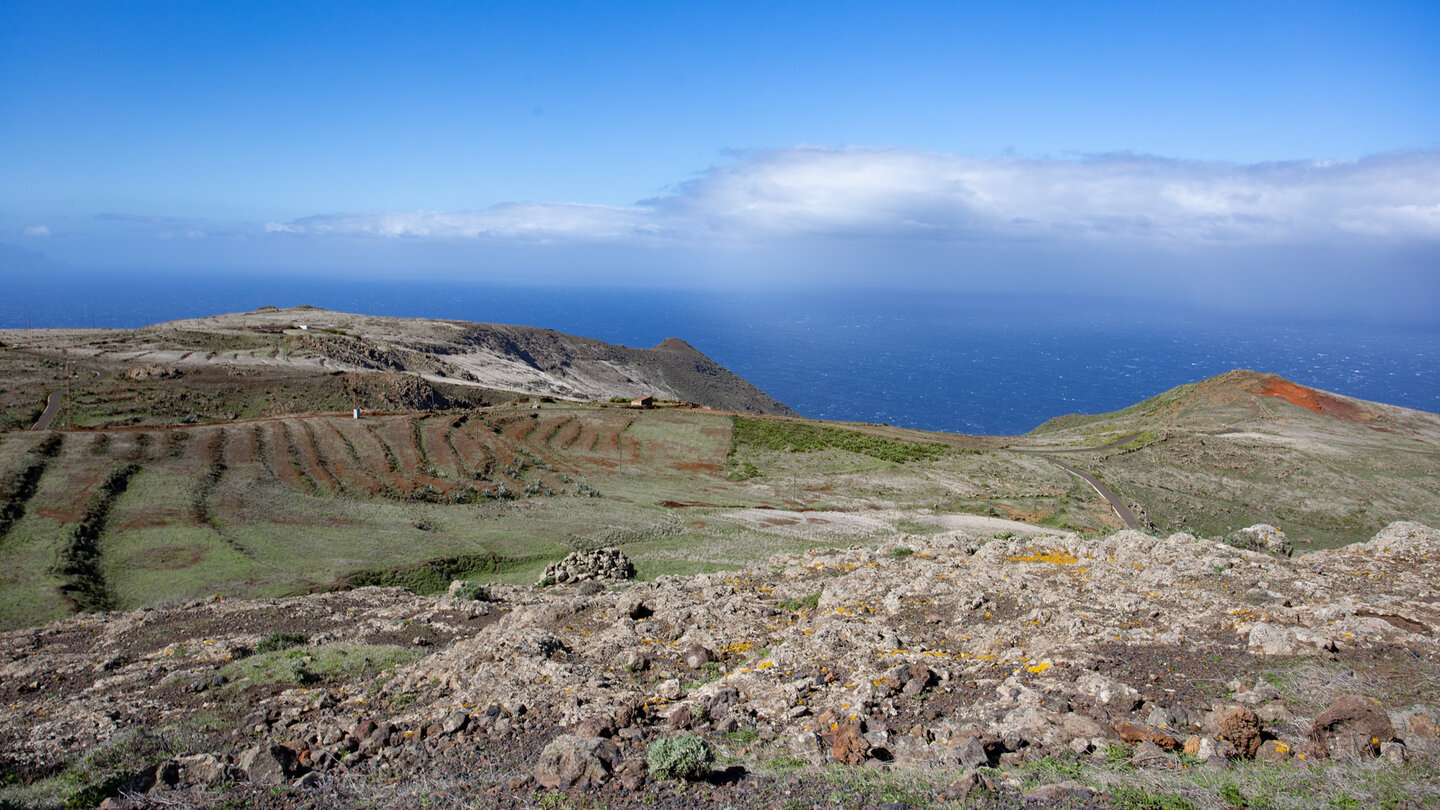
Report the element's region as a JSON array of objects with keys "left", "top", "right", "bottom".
[
  {"left": 23, "top": 225, "right": 51, "bottom": 237},
  {"left": 263, "top": 148, "right": 1440, "bottom": 248},
  {"left": 267, "top": 203, "right": 659, "bottom": 243}
]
